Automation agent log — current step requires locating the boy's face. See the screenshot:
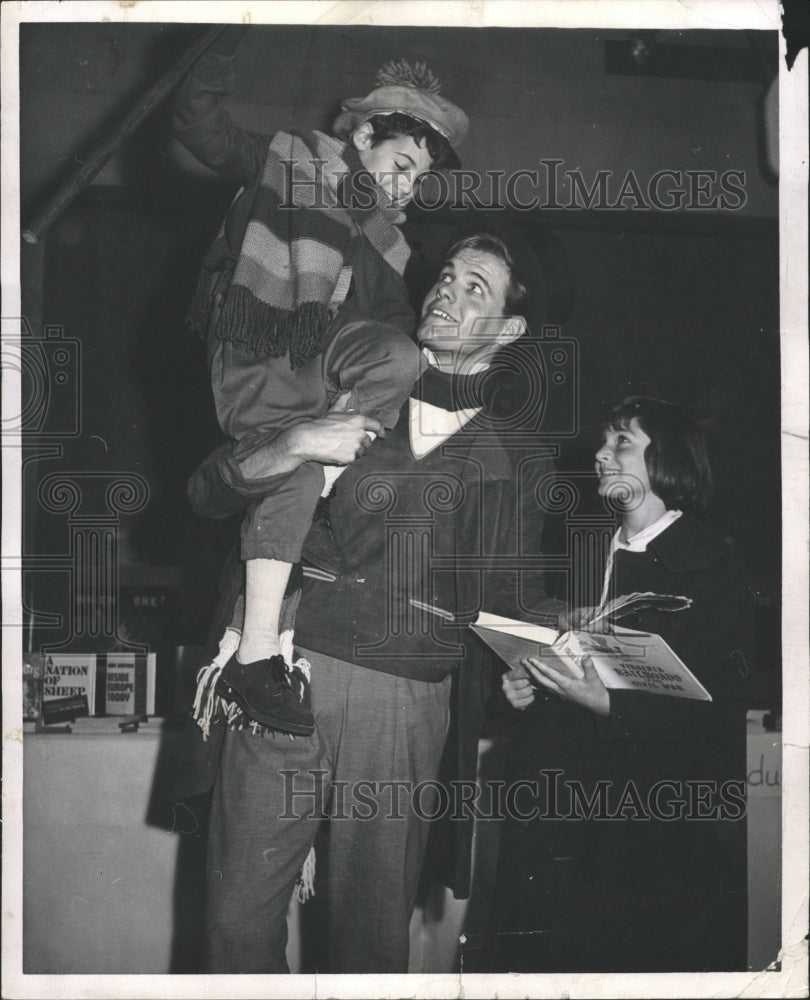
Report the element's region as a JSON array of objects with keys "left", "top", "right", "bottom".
[{"left": 352, "top": 122, "right": 434, "bottom": 208}]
